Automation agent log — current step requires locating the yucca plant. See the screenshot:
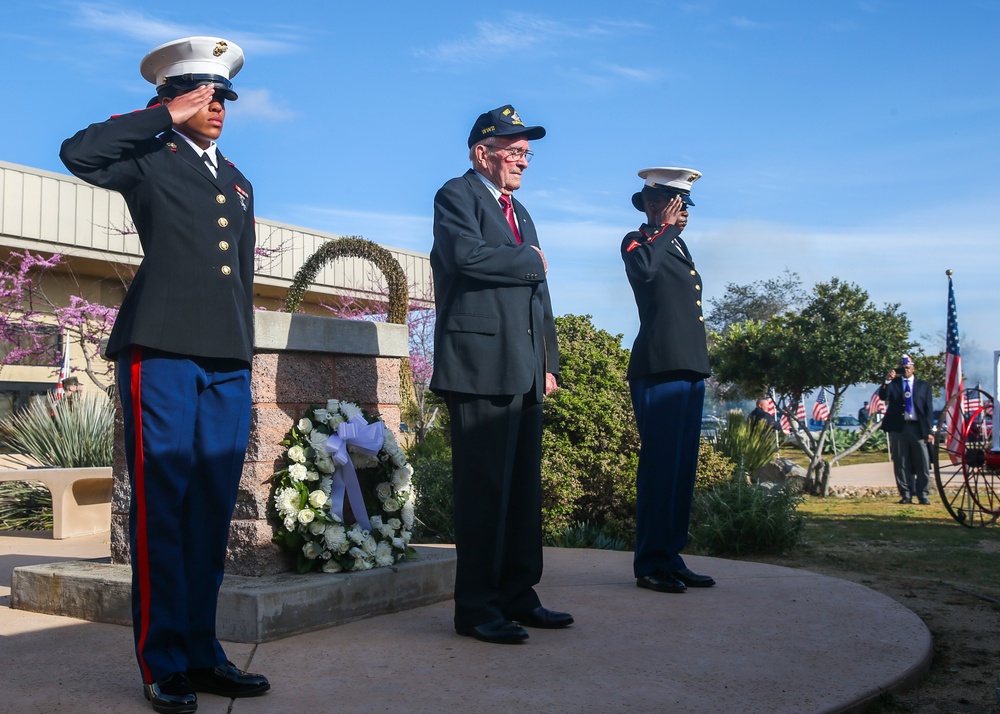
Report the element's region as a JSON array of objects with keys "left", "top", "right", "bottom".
[
  {"left": 0, "top": 391, "right": 114, "bottom": 468},
  {"left": 713, "top": 410, "right": 779, "bottom": 481},
  {"left": 0, "top": 481, "right": 53, "bottom": 530}
]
